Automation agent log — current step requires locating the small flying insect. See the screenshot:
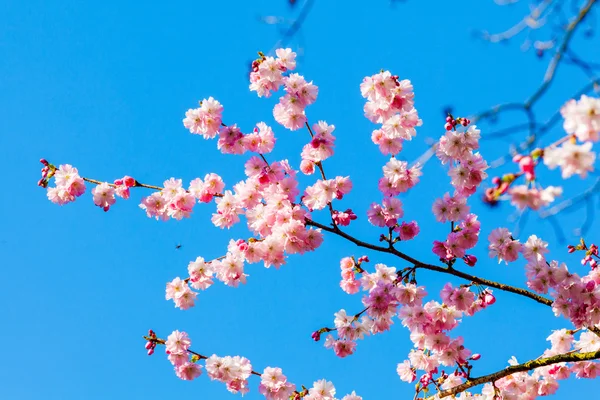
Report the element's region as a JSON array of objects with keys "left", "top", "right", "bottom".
[{"left": 175, "top": 243, "right": 182, "bottom": 250}]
